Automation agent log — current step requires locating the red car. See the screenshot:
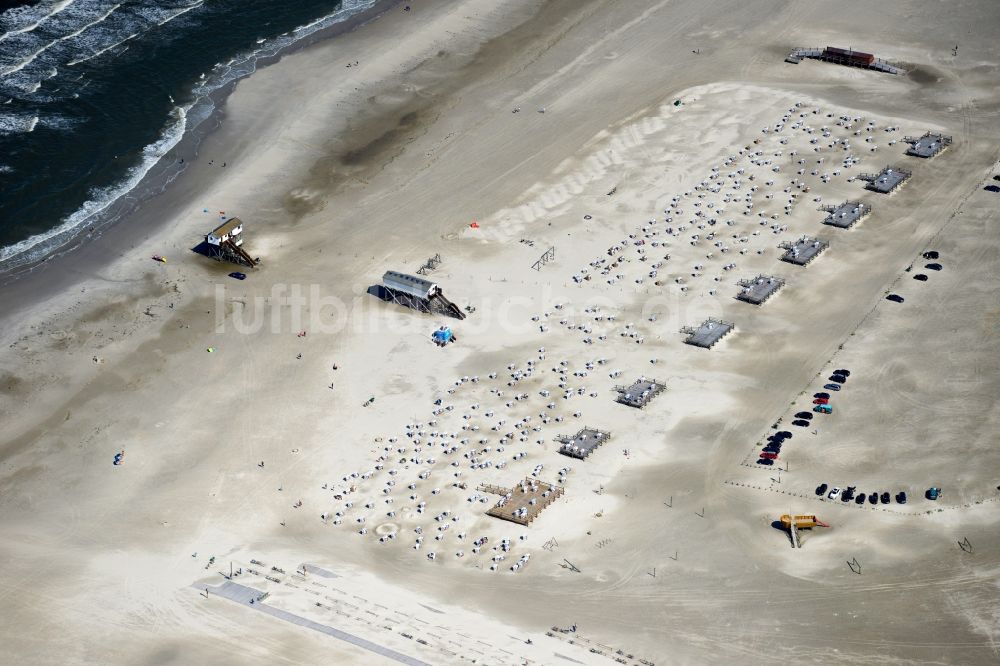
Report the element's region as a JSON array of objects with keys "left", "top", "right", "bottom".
[
  {"left": 759, "top": 451, "right": 779, "bottom": 460},
  {"left": 813, "top": 397, "right": 829, "bottom": 405}
]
